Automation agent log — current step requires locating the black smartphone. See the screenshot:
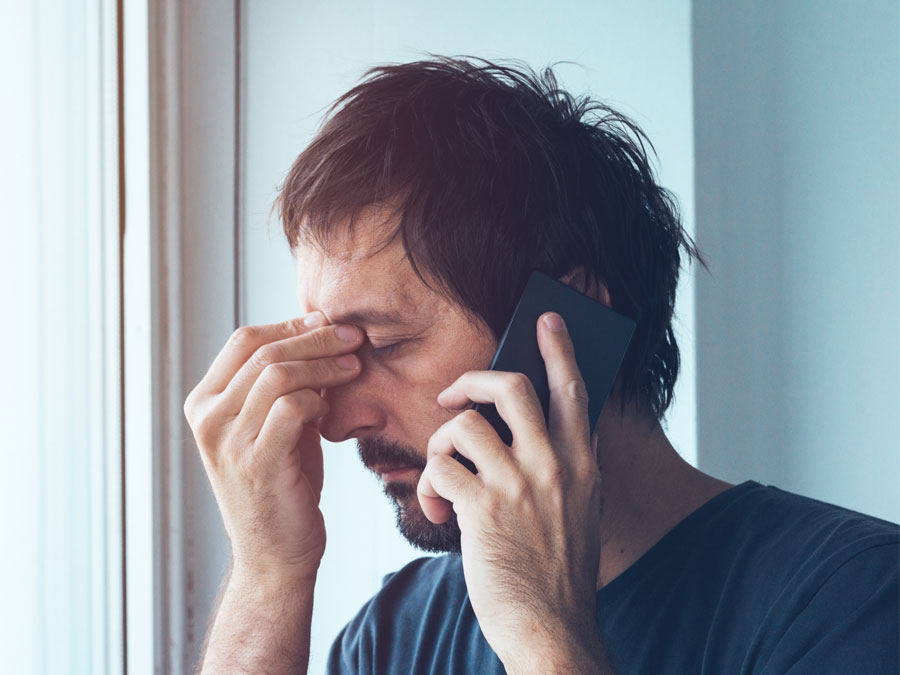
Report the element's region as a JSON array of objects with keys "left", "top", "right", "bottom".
[{"left": 452, "top": 270, "right": 636, "bottom": 474}]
